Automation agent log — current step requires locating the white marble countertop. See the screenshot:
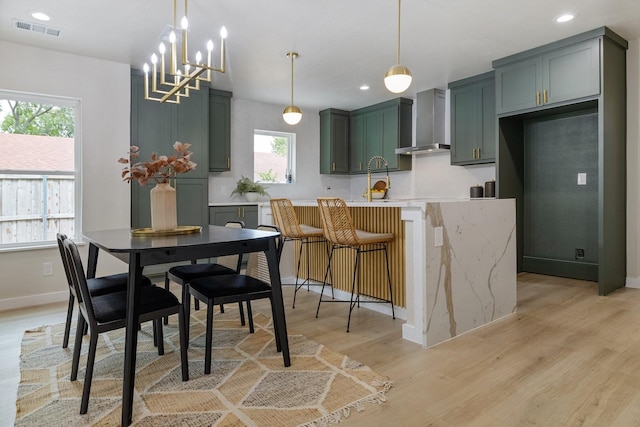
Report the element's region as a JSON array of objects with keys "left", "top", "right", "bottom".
[{"left": 210, "top": 197, "right": 501, "bottom": 208}]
